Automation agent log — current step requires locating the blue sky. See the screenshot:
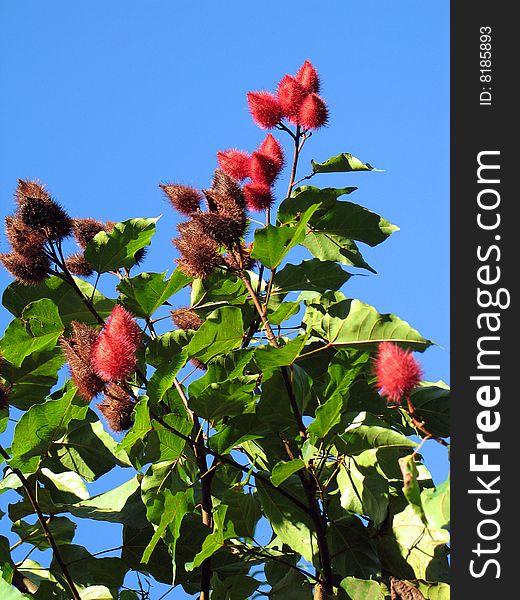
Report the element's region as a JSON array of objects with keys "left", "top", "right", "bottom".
[{"left": 0, "top": 1, "right": 449, "bottom": 597}]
